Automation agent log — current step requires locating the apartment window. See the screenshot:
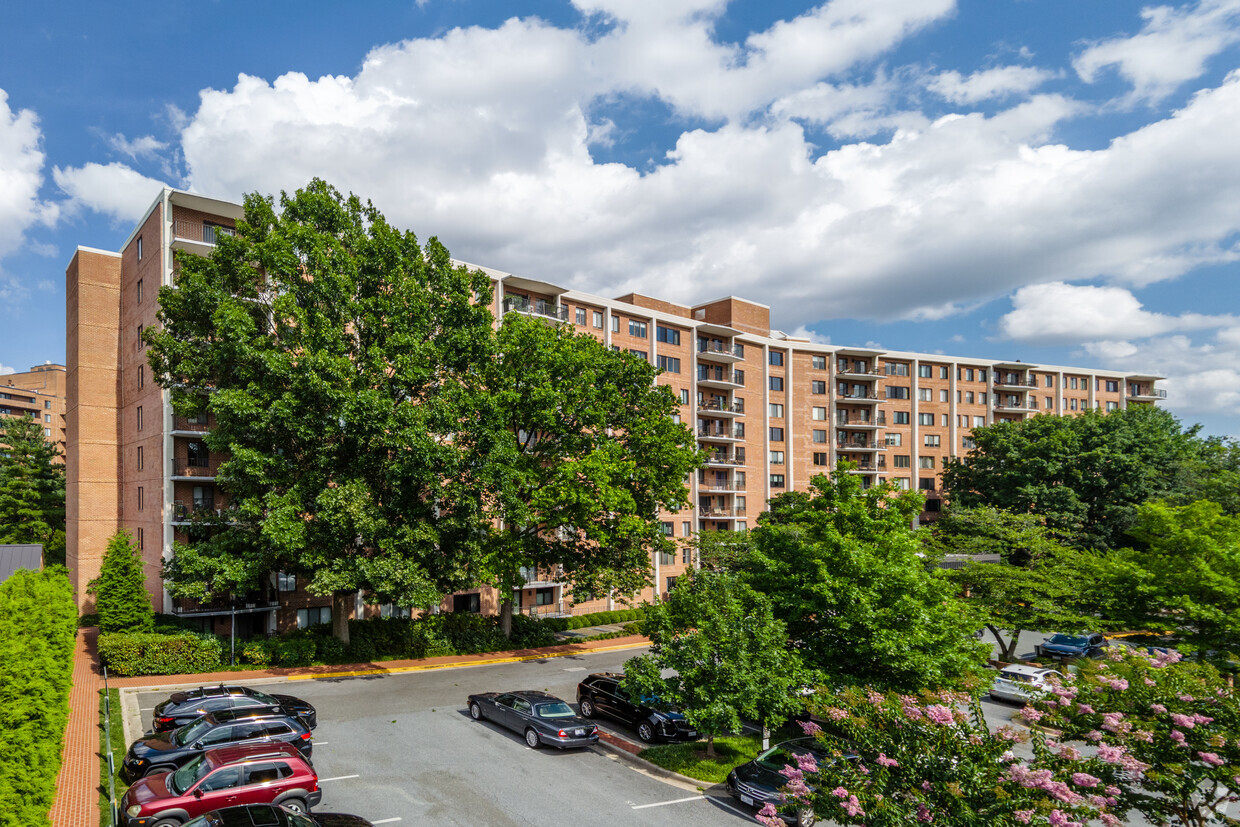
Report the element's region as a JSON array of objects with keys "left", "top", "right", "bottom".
[
  {"left": 893, "top": 455, "right": 911, "bottom": 468},
  {"left": 919, "top": 478, "right": 936, "bottom": 491},
  {"left": 919, "top": 456, "right": 936, "bottom": 469},
  {"left": 661, "top": 521, "right": 674, "bottom": 536},
  {"left": 680, "top": 389, "right": 690, "bottom": 405},
  {"left": 973, "top": 416, "right": 985, "bottom": 427},
  {"left": 136, "top": 446, "right": 143, "bottom": 471},
  {"left": 812, "top": 406, "right": 827, "bottom": 420},
  {"left": 885, "top": 386, "right": 909, "bottom": 400},
  {"left": 575, "top": 307, "right": 586, "bottom": 325},
  {"left": 1045, "top": 375, "right": 1054, "bottom": 387},
  {"left": 1071, "top": 399, "right": 1079, "bottom": 411},
  {"left": 1107, "top": 401, "right": 1119, "bottom": 411},
  {"left": 978, "top": 393, "right": 987, "bottom": 405},
  {"left": 629, "top": 320, "right": 648, "bottom": 338},
  {"left": 671, "top": 414, "right": 680, "bottom": 424},
  {"left": 813, "top": 452, "right": 829, "bottom": 466},
  {"left": 136, "top": 406, "right": 143, "bottom": 431},
  {"left": 192, "top": 485, "right": 213, "bottom": 510},
  {"left": 812, "top": 355, "right": 826, "bottom": 370},
  {"left": 136, "top": 236, "right": 143, "bottom": 261},
  {"left": 811, "top": 380, "right": 826, "bottom": 395},
  {"left": 892, "top": 478, "right": 910, "bottom": 490},
  {"left": 962, "top": 436, "right": 977, "bottom": 450},
  {"left": 657, "top": 326, "right": 681, "bottom": 345},
  {"left": 942, "top": 414, "right": 949, "bottom": 426},
  {"left": 278, "top": 572, "right": 297, "bottom": 592},
  {"left": 137, "top": 487, "right": 144, "bottom": 511},
  {"left": 682, "top": 521, "right": 692, "bottom": 537},
  {"left": 924, "top": 434, "right": 941, "bottom": 447},
  {"left": 893, "top": 411, "right": 910, "bottom": 425},
  {"left": 734, "top": 369, "right": 744, "bottom": 385},
  {"left": 769, "top": 403, "right": 784, "bottom": 418},
  {"left": 297, "top": 606, "right": 333, "bottom": 628},
  {"left": 43, "top": 413, "right": 50, "bottom": 423},
  {"left": 137, "top": 278, "right": 143, "bottom": 303},
  {"left": 885, "top": 432, "right": 902, "bottom": 446},
  {"left": 138, "top": 528, "right": 144, "bottom": 550},
  {"left": 770, "top": 450, "right": 785, "bottom": 464},
  {"left": 770, "top": 474, "right": 786, "bottom": 488},
  {"left": 769, "top": 351, "right": 784, "bottom": 366},
  {"left": 939, "top": 389, "right": 948, "bottom": 402},
  {"left": 611, "top": 315, "right": 620, "bottom": 332},
  {"left": 918, "top": 365, "right": 932, "bottom": 378},
  {"left": 593, "top": 311, "right": 603, "bottom": 329},
  {"left": 769, "top": 376, "right": 784, "bottom": 391},
  {"left": 1045, "top": 396, "right": 1053, "bottom": 409},
  {"left": 886, "top": 363, "right": 909, "bottom": 376},
  {"left": 734, "top": 422, "right": 745, "bottom": 438},
  {"left": 187, "top": 441, "right": 209, "bottom": 467},
  {"left": 629, "top": 349, "right": 648, "bottom": 360},
  {"left": 978, "top": 370, "right": 987, "bottom": 382},
  {"left": 940, "top": 366, "right": 949, "bottom": 379},
  {"left": 918, "top": 388, "right": 931, "bottom": 401},
  {"left": 769, "top": 427, "right": 784, "bottom": 441},
  {"left": 966, "top": 368, "right": 975, "bottom": 381},
  {"left": 657, "top": 355, "right": 681, "bottom": 373},
  {"left": 918, "top": 413, "right": 934, "bottom": 426},
  {"left": 453, "top": 593, "right": 481, "bottom": 614},
  {"left": 137, "top": 324, "right": 144, "bottom": 343},
  {"left": 44, "top": 400, "right": 50, "bottom": 409},
  {"left": 808, "top": 429, "right": 824, "bottom": 444},
  {"left": 965, "top": 391, "right": 974, "bottom": 404},
  {"left": 1106, "top": 380, "right": 1119, "bottom": 393},
  {"left": 1070, "top": 376, "right": 1079, "bottom": 389}
]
